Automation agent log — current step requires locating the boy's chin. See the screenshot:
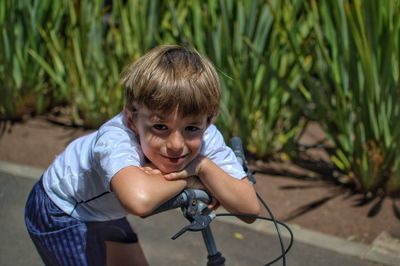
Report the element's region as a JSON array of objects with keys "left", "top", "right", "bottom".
[{"left": 159, "top": 163, "right": 187, "bottom": 174}]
